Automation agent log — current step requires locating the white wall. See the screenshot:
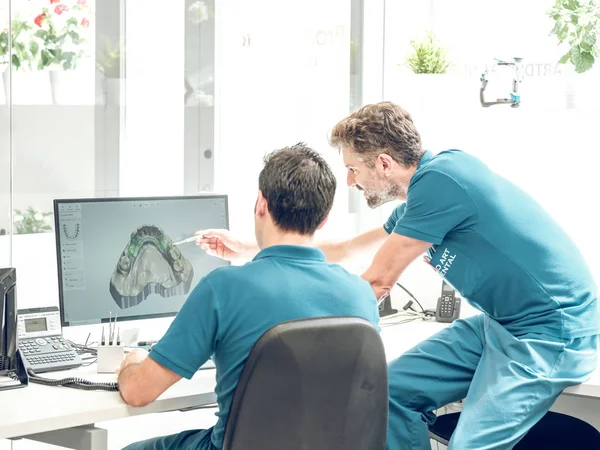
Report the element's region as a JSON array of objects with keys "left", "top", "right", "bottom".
[{"left": 215, "top": 0, "right": 356, "bottom": 243}]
